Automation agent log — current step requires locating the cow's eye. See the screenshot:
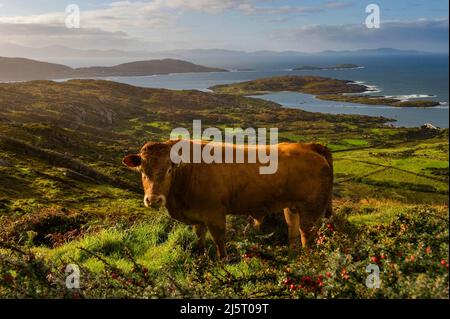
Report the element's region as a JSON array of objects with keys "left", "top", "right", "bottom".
[{"left": 166, "top": 167, "right": 172, "bottom": 175}]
